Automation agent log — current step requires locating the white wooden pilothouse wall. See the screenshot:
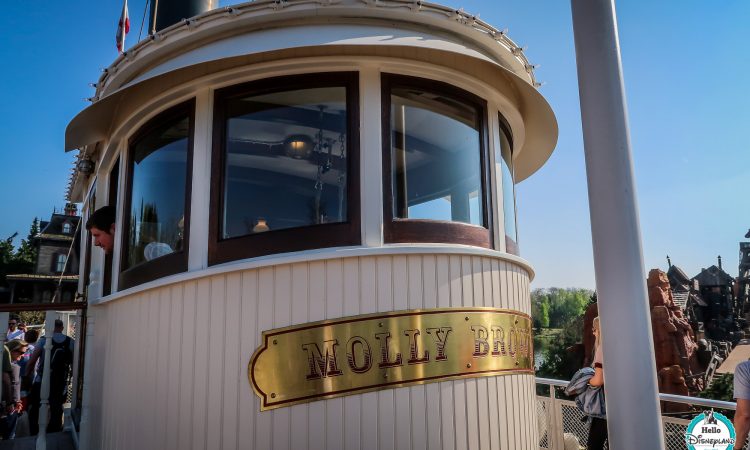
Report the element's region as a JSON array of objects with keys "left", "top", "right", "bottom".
[{"left": 86, "top": 253, "right": 536, "bottom": 450}]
